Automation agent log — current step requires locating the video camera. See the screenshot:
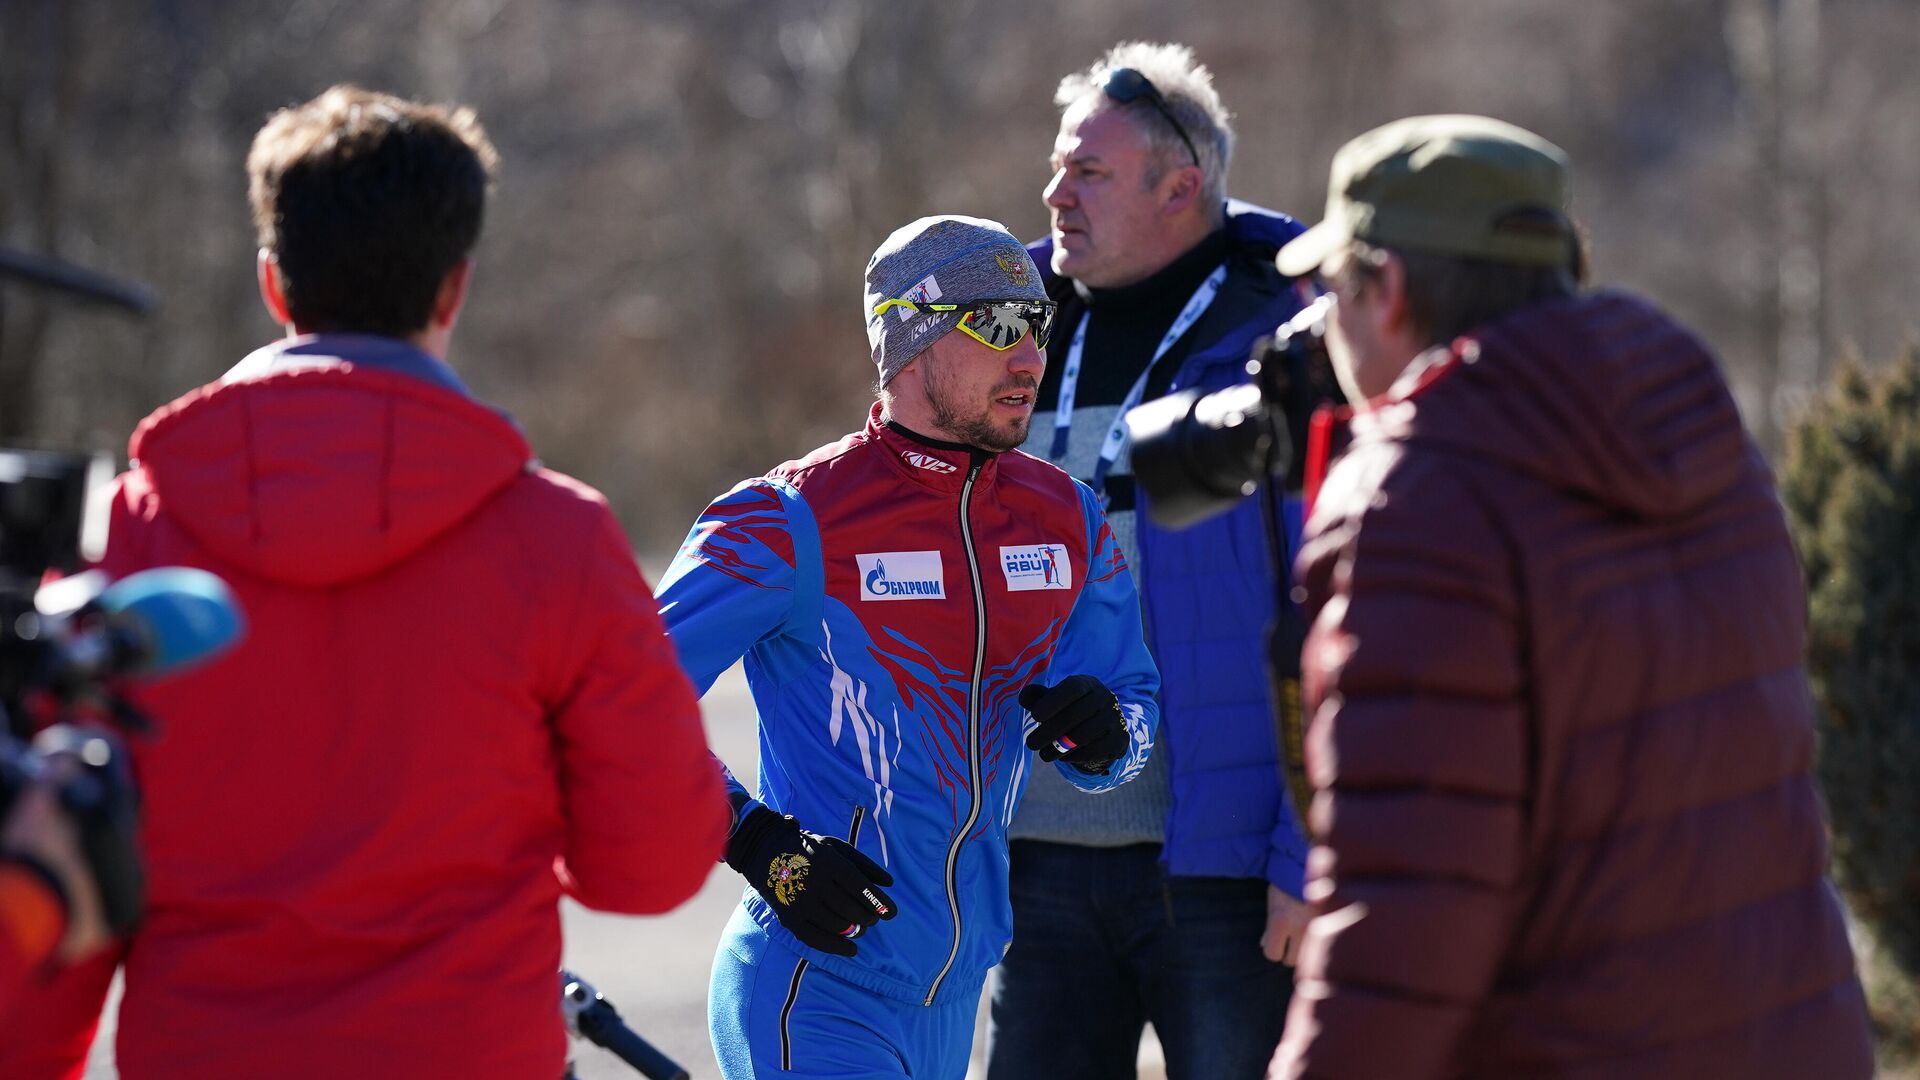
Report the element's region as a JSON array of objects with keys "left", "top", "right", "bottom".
[
  {"left": 1, "top": 447, "right": 242, "bottom": 936},
  {"left": 1125, "top": 295, "right": 1338, "bottom": 529}
]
